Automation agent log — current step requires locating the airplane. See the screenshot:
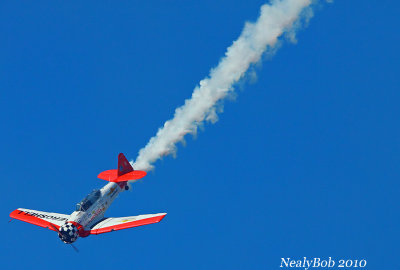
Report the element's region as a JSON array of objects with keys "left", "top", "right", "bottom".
[{"left": 9, "top": 153, "right": 166, "bottom": 250}]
